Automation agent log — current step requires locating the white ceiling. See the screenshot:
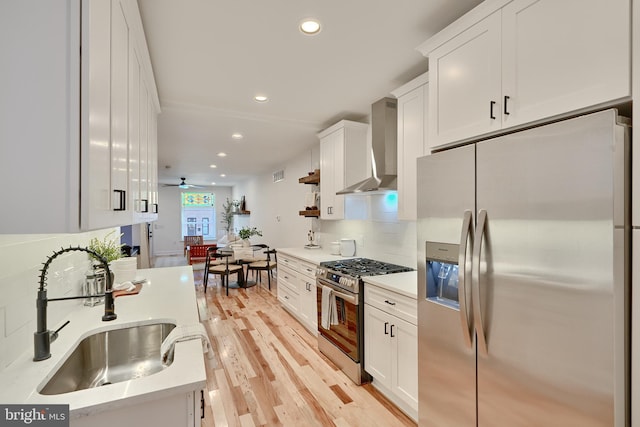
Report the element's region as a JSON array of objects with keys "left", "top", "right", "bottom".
[{"left": 137, "top": 0, "right": 482, "bottom": 187}]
